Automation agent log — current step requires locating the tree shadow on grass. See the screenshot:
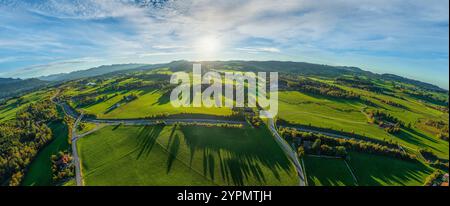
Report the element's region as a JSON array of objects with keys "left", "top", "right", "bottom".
[
  {"left": 152, "top": 89, "right": 171, "bottom": 106},
  {"left": 393, "top": 129, "right": 441, "bottom": 152},
  {"left": 166, "top": 134, "right": 181, "bottom": 174},
  {"left": 404, "top": 127, "right": 438, "bottom": 144},
  {"left": 180, "top": 125, "right": 294, "bottom": 186},
  {"left": 136, "top": 125, "right": 164, "bottom": 159},
  {"left": 348, "top": 152, "right": 433, "bottom": 186}
]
